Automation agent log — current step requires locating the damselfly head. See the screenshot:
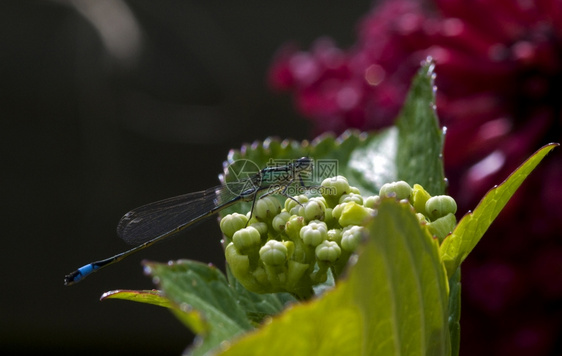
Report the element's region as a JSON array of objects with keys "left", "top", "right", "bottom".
[{"left": 294, "top": 157, "right": 313, "bottom": 173}]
